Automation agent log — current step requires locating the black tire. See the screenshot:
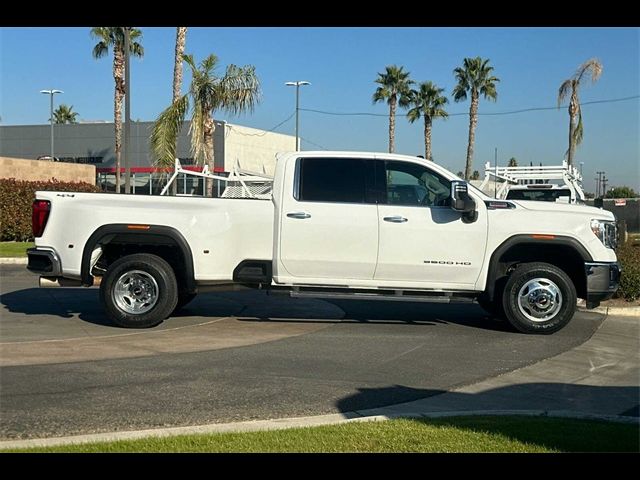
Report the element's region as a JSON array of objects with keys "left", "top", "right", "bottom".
[
  {"left": 502, "top": 262, "right": 577, "bottom": 334},
  {"left": 100, "top": 253, "right": 178, "bottom": 328},
  {"left": 173, "top": 292, "right": 197, "bottom": 314}
]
